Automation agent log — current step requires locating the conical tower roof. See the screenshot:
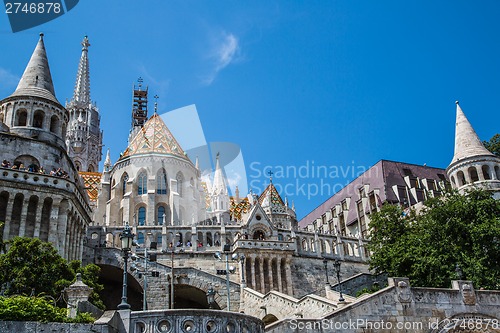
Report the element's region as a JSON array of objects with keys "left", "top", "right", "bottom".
[
  {"left": 258, "top": 181, "right": 285, "bottom": 207},
  {"left": 450, "top": 101, "right": 493, "bottom": 164},
  {"left": 10, "top": 33, "right": 60, "bottom": 105},
  {"left": 121, "top": 113, "right": 189, "bottom": 160}
]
